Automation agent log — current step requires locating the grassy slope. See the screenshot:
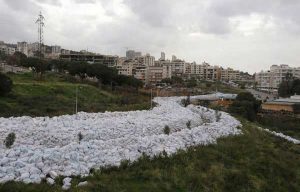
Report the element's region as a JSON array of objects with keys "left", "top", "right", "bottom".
[
  {"left": 1, "top": 118, "right": 299, "bottom": 192},
  {"left": 256, "top": 115, "right": 300, "bottom": 140},
  {"left": 0, "top": 73, "right": 150, "bottom": 117},
  {"left": 197, "top": 81, "right": 244, "bottom": 94}
]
